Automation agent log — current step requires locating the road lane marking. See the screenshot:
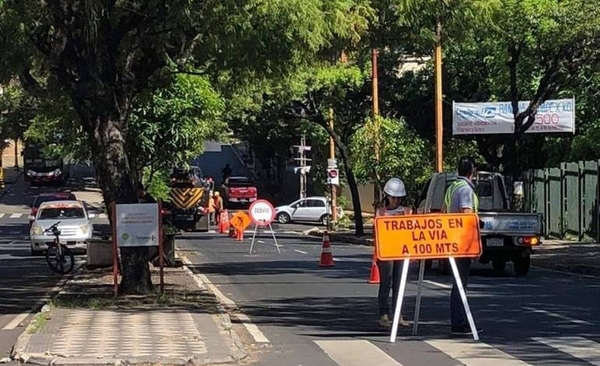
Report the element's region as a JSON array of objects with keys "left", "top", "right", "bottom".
[
  {"left": 425, "top": 339, "right": 533, "bottom": 366},
  {"left": 294, "top": 249, "right": 308, "bottom": 254},
  {"left": 0, "top": 213, "right": 5, "bottom": 218},
  {"left": 316, "top": 340, "right": 404, "bottom": 366},
  {"left": 180, "top": 255, "right": 270, "bottom": 344},
  {"left": 423, "top": 280, "right": 452, "bottom": 289},
  {"left": 533, "top": 337, "right": 600, "bottom": 365},
  {"left": 2, "top": 313, "right": 30, "bottom": 330},
  {"left": 9, "top": 213, "right": 21, "bottom": 218},
  {"left": 522, "top": 306, "right": 593, "bottom": 325},
  {"left": 258, "top": 240, "right": 264, "bottom": 243}
]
